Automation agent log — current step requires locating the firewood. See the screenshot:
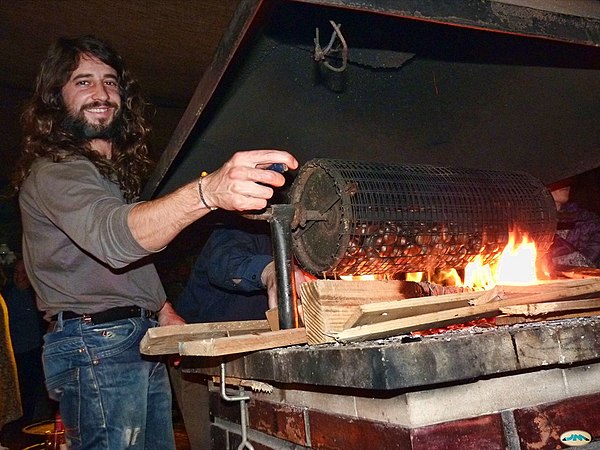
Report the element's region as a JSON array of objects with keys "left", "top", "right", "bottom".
[
  {"left": 140, "top": 320, "right": 270, "bottom": 355},
  {"left": 499, "top": 277, "right": 600, "bottom": 295},
  {"left": 500, "top": 297, "right": 600, "bottom": 316},
  {"left": 332, "top": 302, "right": 501, "bottom": 342},
  {"left": 321, "top": 278, "right": 600, "bottom": 343},
  {"left": 494, "top": 279, "right": 600, "bottom": 306},
  {"left": 496, "top": 309, "right": 600, "bottom": 325},
  {"left": 555, "top": 266, "right": 600, "bottom": 279},
  {"left": 265, "top": 305, "right": 305, "bottom": 331},
  {"left": 179, "top": 327, "right": 308, "bottom": 357},
  {"left": 299, "top": 279, "right": 422, "bottom": 344},
  {"left": 343, "top": 287, "right": 499, "bottom": 329}
]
